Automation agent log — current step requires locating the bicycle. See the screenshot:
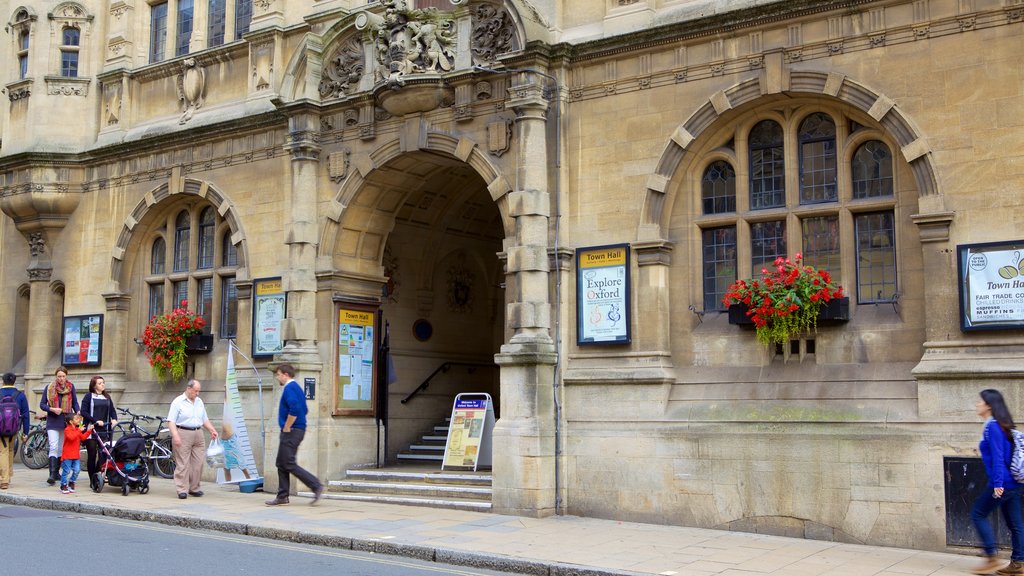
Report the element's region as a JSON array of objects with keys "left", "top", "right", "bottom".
[
  {"left": 19, "top": 416, "right": 47, "bottom": 469},
  {"left": 117, "top": 408, "right": 175, "bottom": 479}
]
